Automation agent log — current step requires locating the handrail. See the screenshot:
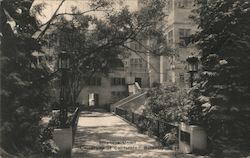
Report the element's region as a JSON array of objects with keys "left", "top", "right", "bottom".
[
  {"left": 112, "top": 92, "right": 142, "bottom": 107},
  {"left": 116, "top": 92, "right": 147, "bottom": 108},
  {"left": 71, "top": 107, "right": 80, "bottom": 143},
  {"left": 71, "top": 107, "right": 80, "bottom": 128},
  {"left": 116, "top": 107, "right": 178, "bottom": 127},
  {"left": 115, "top": 107, "right": 179, "bottom": 143}
]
